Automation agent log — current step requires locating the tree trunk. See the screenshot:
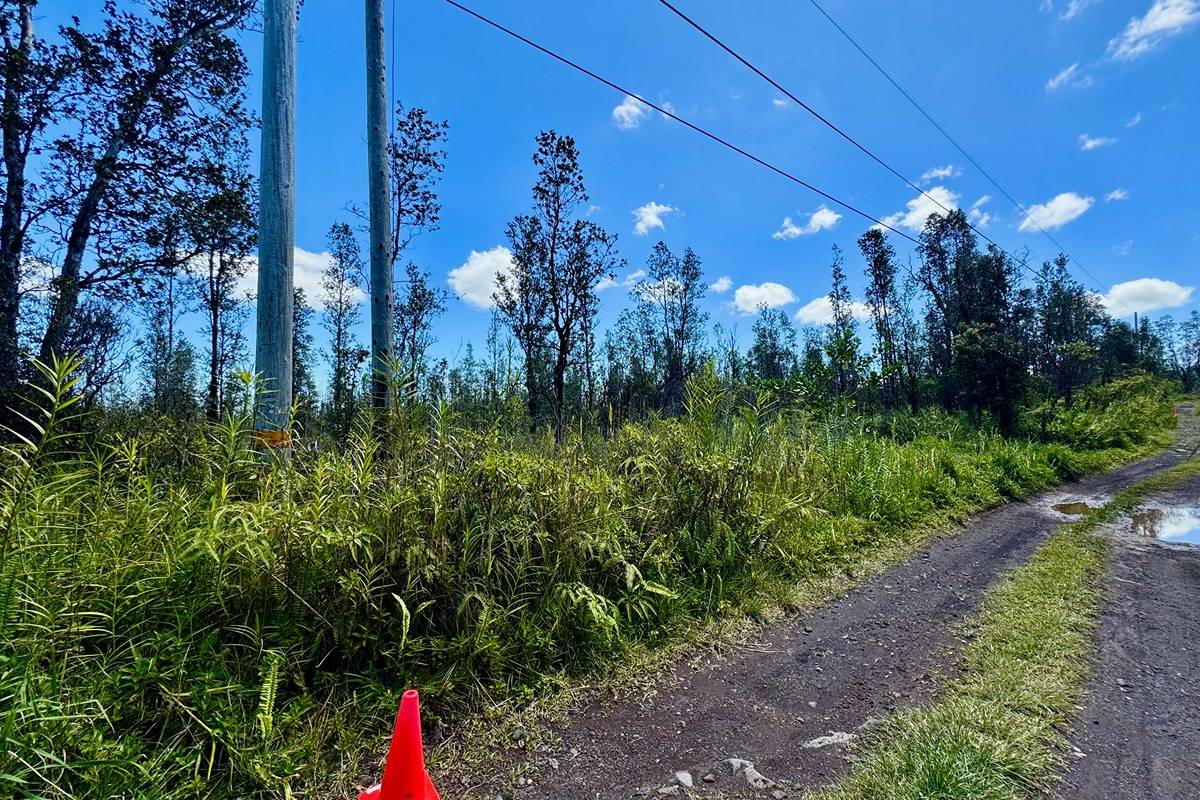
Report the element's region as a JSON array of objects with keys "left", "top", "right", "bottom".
[
  {"left": 206, "top": 255, "right": 221, "bottom": 420},
  {"left": 0, "top": 1, "right": 34, "bottom": 409},
  {"left": 553, "top": 340, "right": 568, "bottom": 446}
]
